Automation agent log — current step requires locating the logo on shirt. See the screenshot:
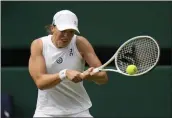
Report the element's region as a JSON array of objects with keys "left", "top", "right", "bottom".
[
  {"left": 69, "top": 48, "right": 73, "bottom": 56},
  {"left": 56, "top": 57, "right": 63, "bottom": 64}
]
